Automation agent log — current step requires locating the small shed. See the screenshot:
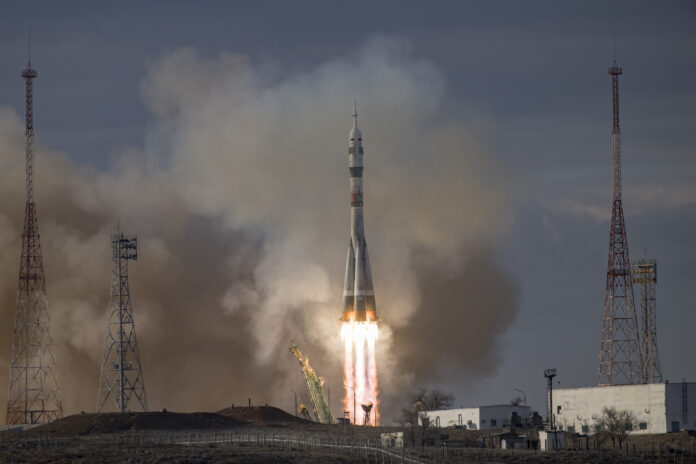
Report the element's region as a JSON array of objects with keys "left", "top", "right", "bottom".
[{"left": 539, "top": 430, "right": 565, "bottom": 450}]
